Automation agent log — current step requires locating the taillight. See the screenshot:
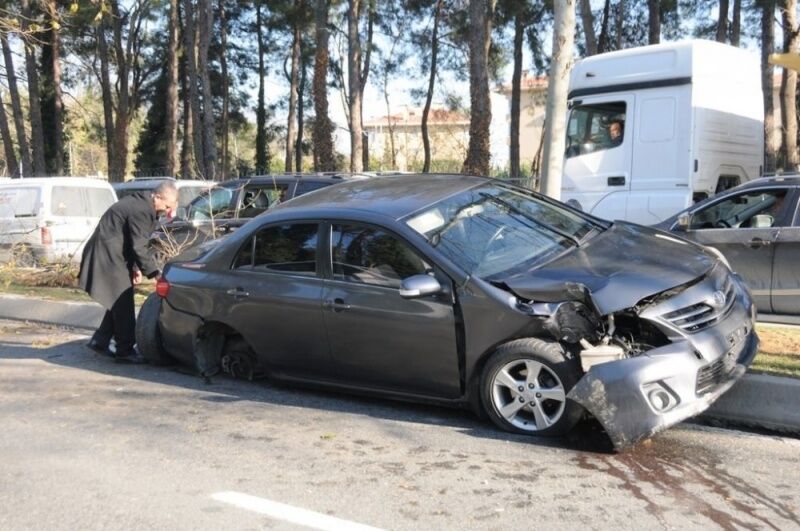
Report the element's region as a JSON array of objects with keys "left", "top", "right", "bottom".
[
  {"left": 40, "top": 227, "right": 52, "bottom": 245},
  {"left": 156, "top": 277, "right": 170, "bottom": 298}
]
